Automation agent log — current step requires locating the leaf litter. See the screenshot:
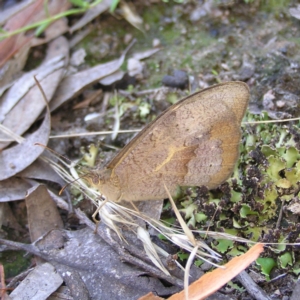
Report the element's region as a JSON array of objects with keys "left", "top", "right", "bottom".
[
  {"left": 0, "top": 105, "right": 50, "bottom": 180},
  {"left": 1, "top": 0, "right": 298, "bottom": 299},
  {"left": 0, "top": 0, "right": 70, "bottom": 95},
  {"left": 0, "top": 36, "right": 69, "bottom": 149}
]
